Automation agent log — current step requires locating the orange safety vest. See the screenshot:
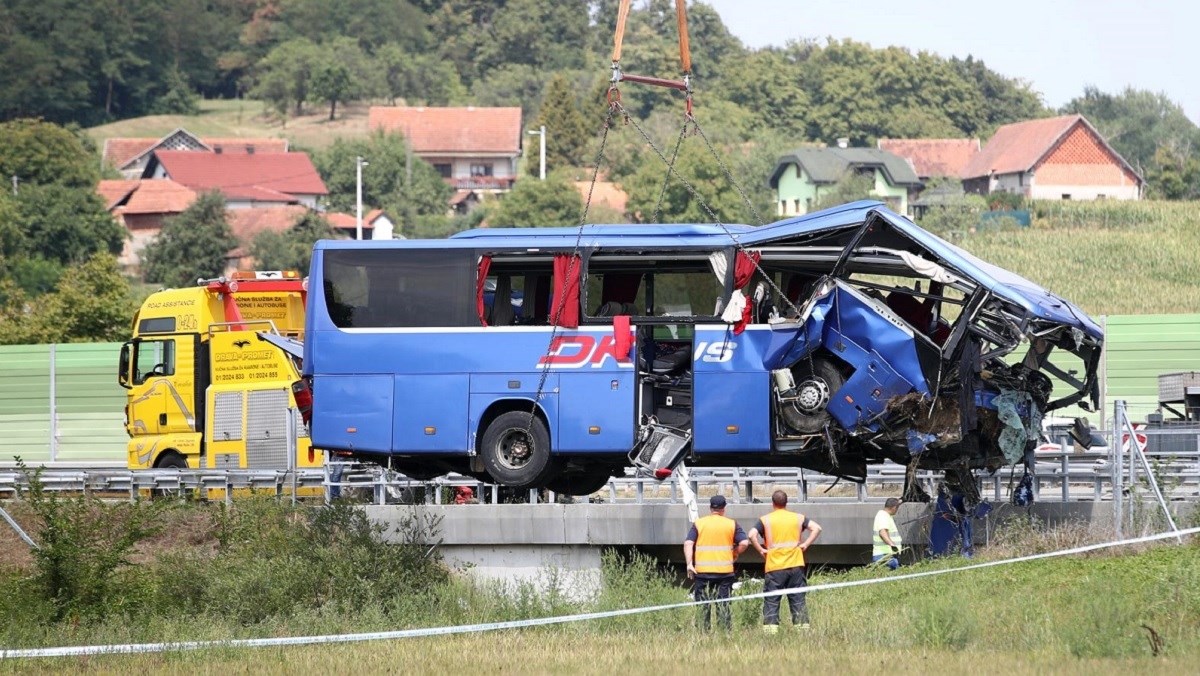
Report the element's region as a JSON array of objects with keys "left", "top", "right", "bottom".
[
  {"left": 760, "top": 509, "right": 806, "bottom": 572},
  {"left": 693, "top": 514, "right": 737, "bottom": 574}
]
